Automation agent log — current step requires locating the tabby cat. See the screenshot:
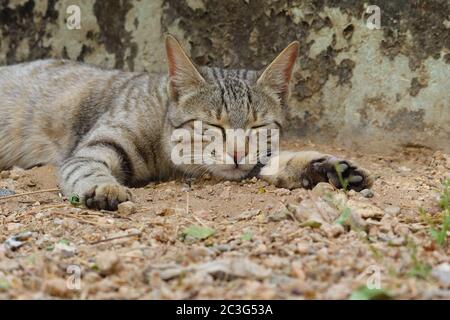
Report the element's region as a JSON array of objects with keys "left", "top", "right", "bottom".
[{"left": 0, "top": 35, "right": 372, "bottom": 210}]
